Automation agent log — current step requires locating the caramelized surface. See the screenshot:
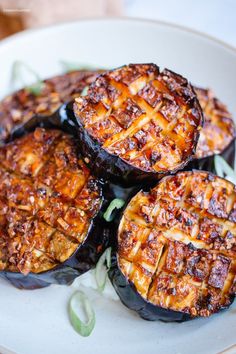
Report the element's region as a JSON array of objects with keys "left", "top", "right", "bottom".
[
  {"left": 118, "top": 171, "right": 236, "bottom": 317},
  {"left": 195, "top": 87, "right": 235, "bottom": 158},
  {"left": 74, "top": 64, "right": 203, "bottom": 173},
  {"left": 0, "top": 128, "right": 102, "bottom": 274},
  {"left": 0, "top": 70, "right": 100, "bottom": 142}
]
